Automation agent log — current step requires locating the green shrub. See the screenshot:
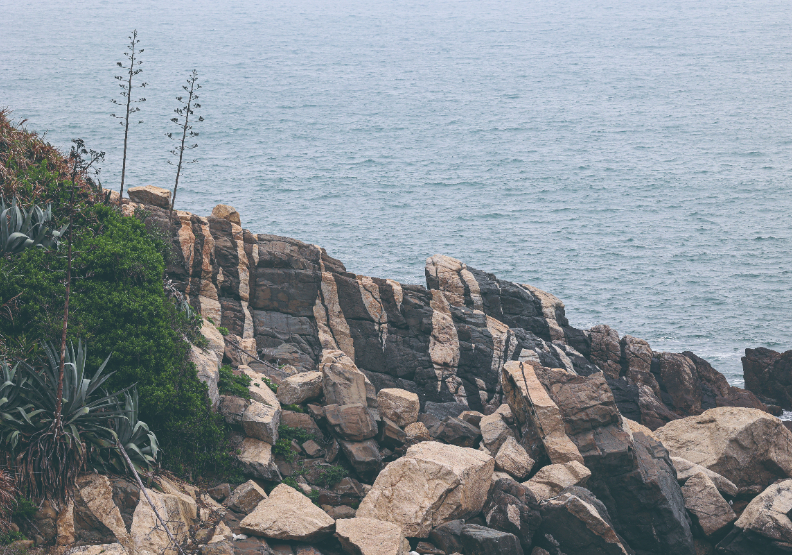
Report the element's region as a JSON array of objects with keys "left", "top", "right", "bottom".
[
  {"left": 11, "top": 498, "right": 36, "bottom": 521},
  {"left": 261, "top": 376, "right": 278, "bottom": 393},
  {"left": 272, "top": 438, "right": 296, "bottom": 462},
  {"left": 0, "top": 530, "right": 26, "bottom": 545},
  {"left": 282, "top": 404, "right": 305, "bottom": 413},
  {"left": 217, "top": 327, "right": 229, "bottom": 337},
  {"left": 218, "top": 365, "right": 251, "bottom": 399},
  {"left": 315, "top": 465, "right": 347, "bottom": 488},
  {"left": 281, "top": 477, "right": 299, "bottom": 489},
  {"left": 278, "top": 425, "right": 315, "bottom": 444}
]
